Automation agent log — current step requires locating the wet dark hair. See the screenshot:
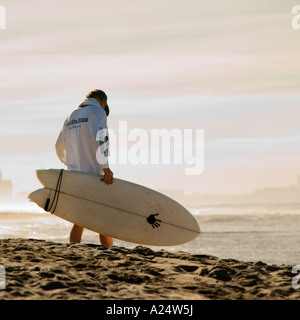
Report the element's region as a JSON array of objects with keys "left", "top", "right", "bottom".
[
  {"left": 86, "top": 89, "right": 107, "bottom": 101},
  {"left": 86, "top": 89, "right": 109, "bottom": 116}
]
